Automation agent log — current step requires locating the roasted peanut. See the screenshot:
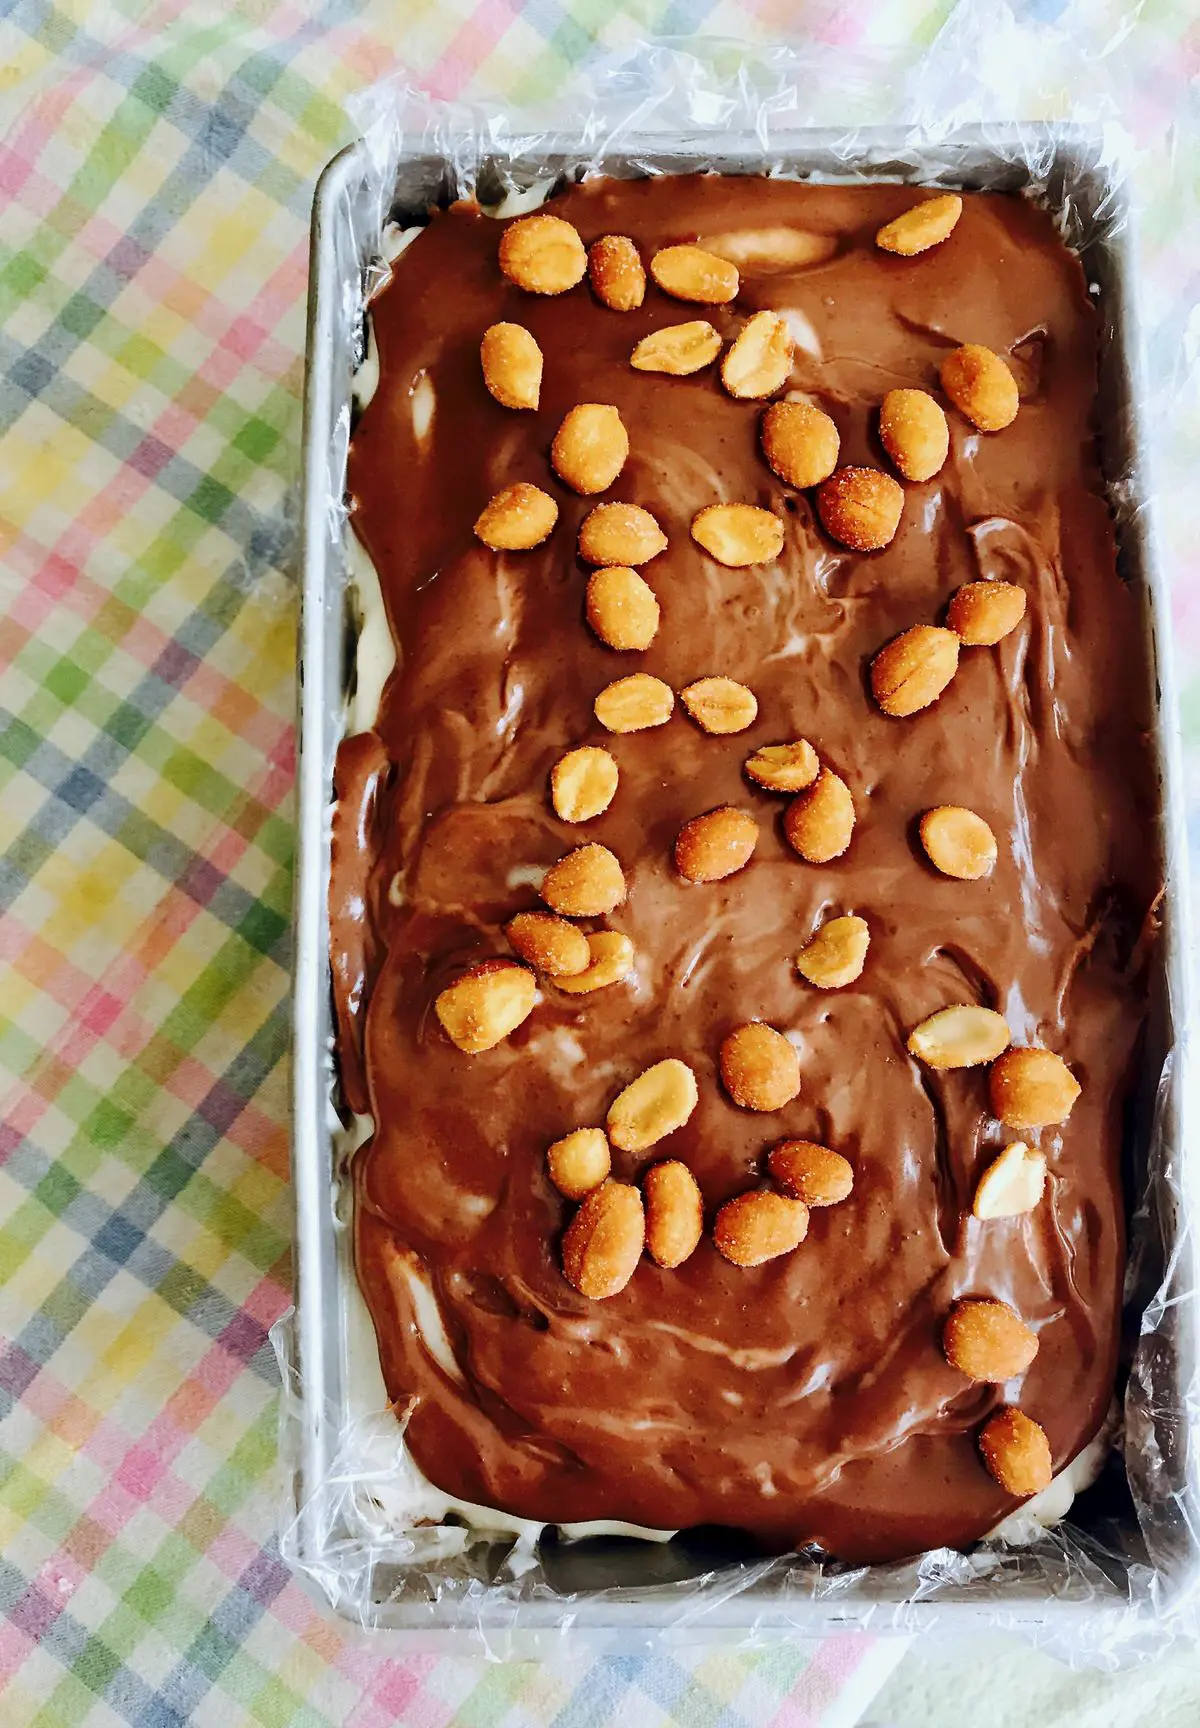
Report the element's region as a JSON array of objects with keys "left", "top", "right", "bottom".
[
  {"left": 720, "top": 311, "right": 794, "bottom": 399},
  {"left": 499, "top": 212, "right": 586, "bottom": 294},
  {"left": 550, "top": 746, "right": 619, "bottom": 822},
  {"left": 947, "top": 580, "right": 1027, "bottom": 646},
  {"left": 643, "top": 1161, "right": 704, "bottom": 1269},
  {"left": 607, "top": 1059, "right": 699, "bottom": 1153},
  {"left": 474, "top": 482, "right": 558, "bottom": 550},
  {"left": 585, "top": 566, "right": 660, "bottom": 651},
  {"left": 919, "top": 806, "right": 997, "bottom": 880},
  {"left": 817, "top": 467, "right": 904, "bottom": 551},
  {"left": 714, "top": 1190, "right": 809, "bottom": 1266},
  {"left": 719, "top": 1022, "right": 800, "bottom": 1111},
  {"left": 768, "top": 1140, "right": 854, "bottom": 1207},
  {"left": 480, "top": 322, "right": 543, "bottom": 410},
  {"left": 562, "top": 1180, "right": 644, "bottom": 1299},
  {"left": 505, "top": 910, "right": 590, "bottom": 977},
  {"left": 555, "top": 931, "right": 635, "bottom": 995},
  {"left": 989, "top": 1048, "right": 1081, "bottom": 1128},
  {"left": 795, "top": 914, "right": 870, "bottom": 989},
  {"left": 578, "top": 502, "right": 667, "bottom": 567},
  {"left": 972, "top": 1142, "right": 1047, "bottom": 1221},
  {"left": 870, "top": 624, "right": 960, "bottom": 716},
  {"left": 547, "top": 1128, "right": 611, "bottom": 1199},
  {"left": 674, "top": 807, "right": 759, "bottom": 884},
  {"left": 879, "top": 388, "right": 949, "bottom": 482},
  {"left": 680, "top": 677, "right": 758, "bottom": 735},
  {"left": 691, "top": 503, "right": 785, "bottom": 568},
  {"left": 540, "top": 843, "right": 626, "bottom": 917},
  {"left": 588, "top": 235, "right": 645, "bottom": 311},
  {"left": 784, "top": 768, "right": 855, "bottom": 862},
  {"left": 760, "top": 400, "right": 840, "bottom": 489},
  {"left": 978, "top": 1407, "right": 1053, "bottom": 1497},
  {"left": 745, "top": 739, "right": 820, "bottom": 794},
  {"left": 650, "top": 244, "right": 739, "bottom": 304},
  {"left": 943, "top": 1298, "right": 1039, "bottom": 1382},
  {"left": 594, "top": 673, "right": 674, "bottom": 733},
  {"left": 875, "top": 194, "right": 963, "bottom": 256},
  {"left": 907, "top": 1005, "right": 1011, "bottom": 1070},
  {"left": 941, "top": 343, "right": 1019, "bottom": 432},
  {"left": 630, "top": 320, "right": 722, "bottom": 375},
  {"left": 434, "top": 959, "right": 536, "bottom": 1053},
  {"left": 551, "top": 403, "right": 629, "bottom": 495}
]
